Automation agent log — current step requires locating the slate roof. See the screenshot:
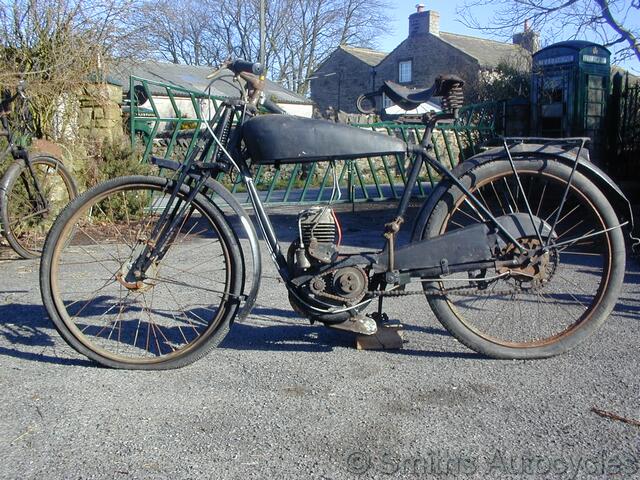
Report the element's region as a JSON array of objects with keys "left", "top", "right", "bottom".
[
  {"left": 339, "top": 45, "right": 388, "bottom": 66},
  {"left": 324, "top": 33, "right": 529, "bottom": 71},
  {"left": 438, "top": 32, "right": 530, "bottom": 69},
  {"left": 110, "top": 60, "right": 313, "bottom": 105}
]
